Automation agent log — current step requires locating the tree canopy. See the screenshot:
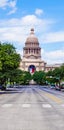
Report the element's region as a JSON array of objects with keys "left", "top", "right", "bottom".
[
  {"left": 33, "top": 71, "right": 46, "bottom": 85},
  {"left": 0, "top": 42, "right": 21, "bottom": 87}
]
